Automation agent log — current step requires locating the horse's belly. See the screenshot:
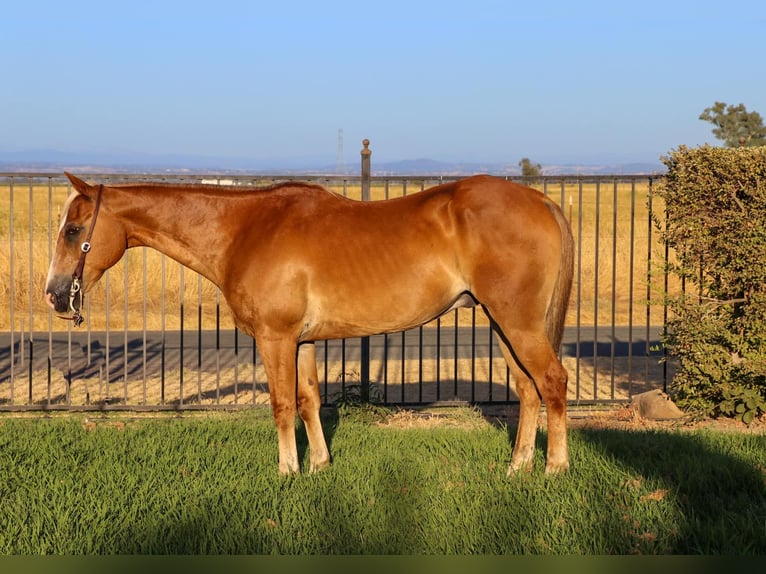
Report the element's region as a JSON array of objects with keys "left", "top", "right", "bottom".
[{"left": 303, "top": 289, "right": 475, "bottom": 341}]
